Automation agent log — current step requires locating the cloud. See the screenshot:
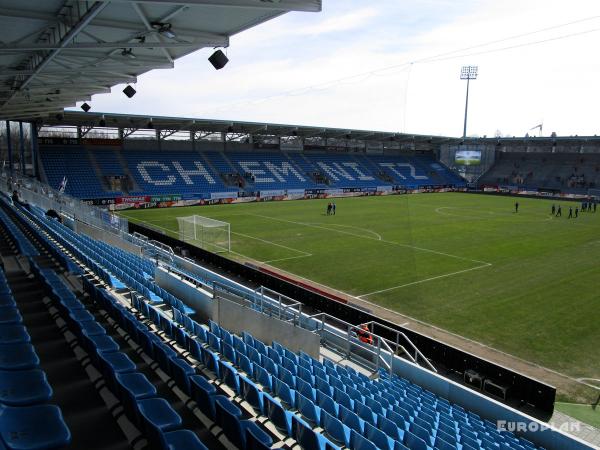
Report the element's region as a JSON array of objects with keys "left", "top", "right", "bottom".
[{"left": 294, "top": 7, "right": 380, "bottom": 36}]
